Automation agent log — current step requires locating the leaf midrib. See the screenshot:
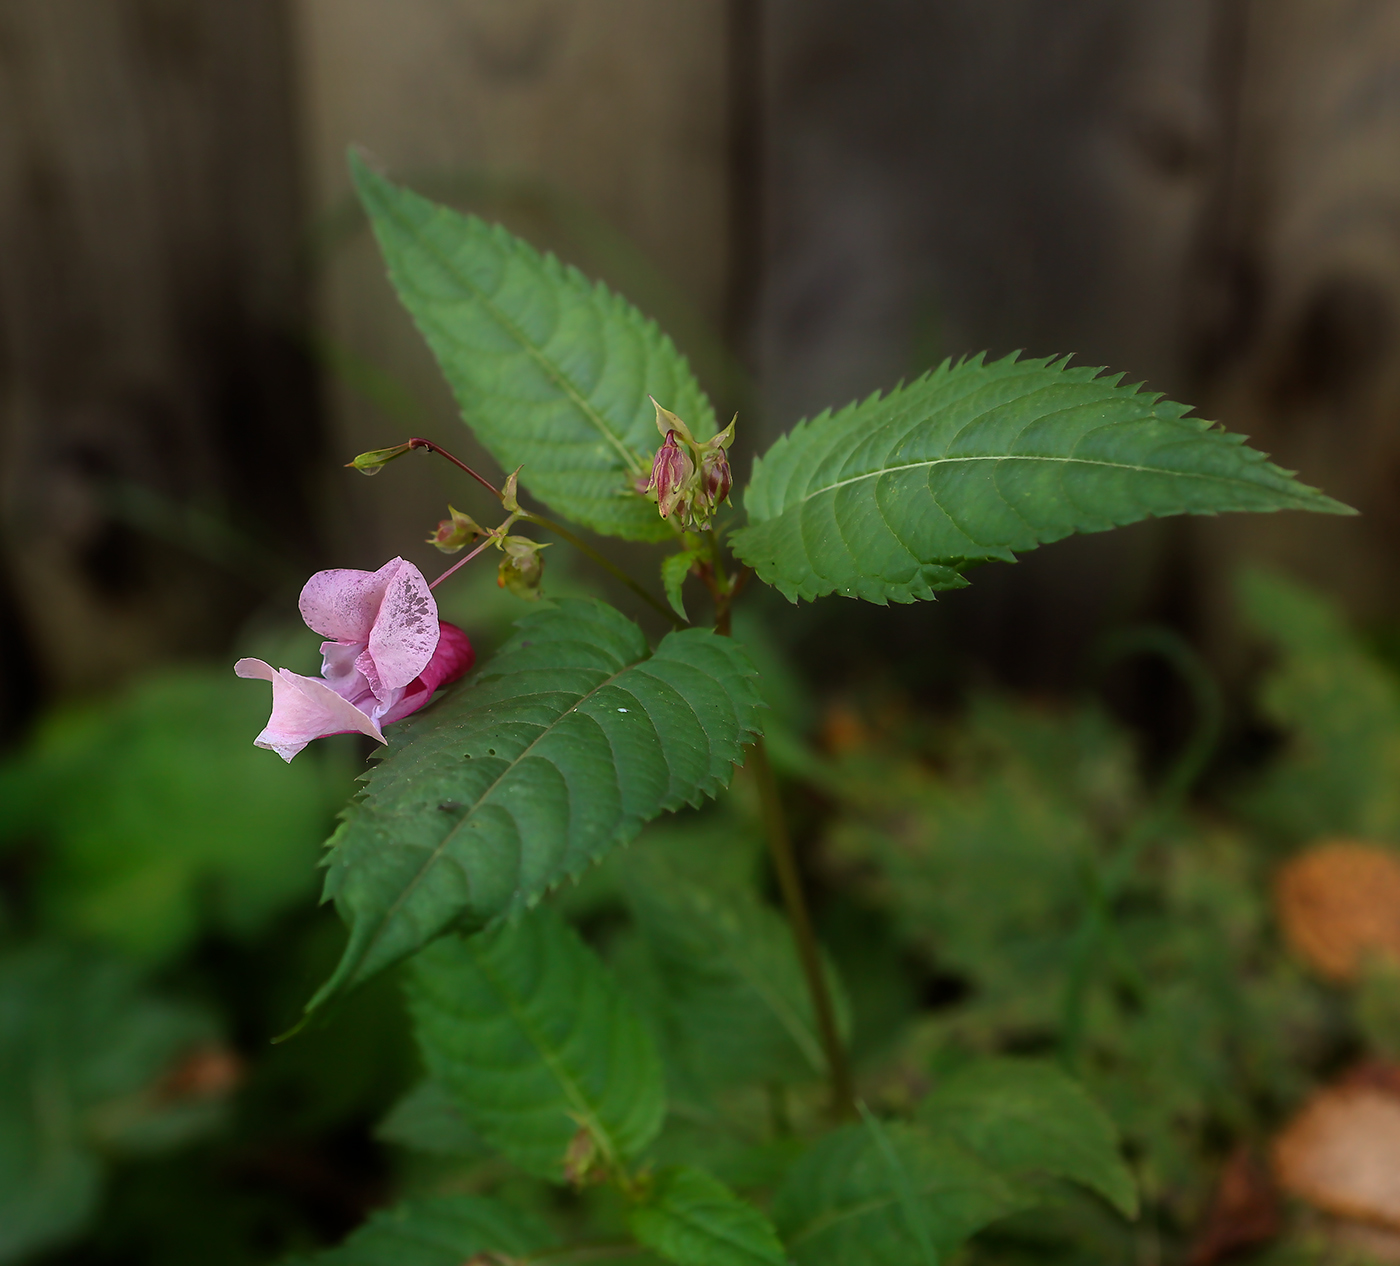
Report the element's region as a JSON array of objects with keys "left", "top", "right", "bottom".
[
  {"left": 381, "top": 193, "right": 646, "bottom": 478},
  {"left": 787, "top": 1180, "right": 1008, "bottom": 1252},
  {"left": 753, "top": 451, "right": 1301, "bottom": 524},
  {"left": 354, "top": 648, "right": 649, "bottom": 978},
  {"left": 655, "top": 1194, "right": 781, "bottom": 1265},
  {"left": 468, "top": 931, "right": 621, "bottom": 1170}
]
